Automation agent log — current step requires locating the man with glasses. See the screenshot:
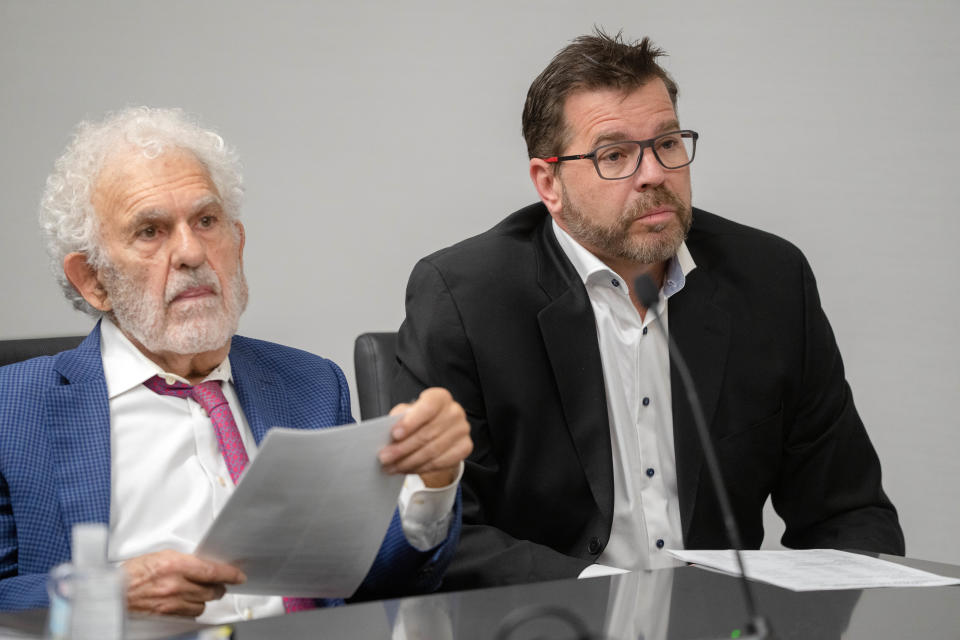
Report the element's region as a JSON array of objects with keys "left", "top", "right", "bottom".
[{"left": 393, "top": 31, "right": 904, "bottom": 589}]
